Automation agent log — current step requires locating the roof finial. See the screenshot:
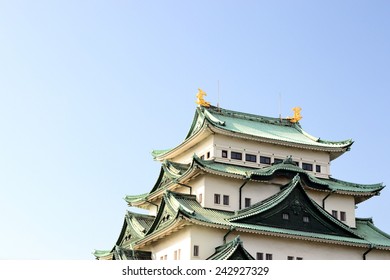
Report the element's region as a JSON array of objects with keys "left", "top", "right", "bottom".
[
  {"left": 287, "top": 107, "right": 302, "bottom": 123},
  {"left": 196, "top": 88, "right": 211, "bottom": 107}
]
